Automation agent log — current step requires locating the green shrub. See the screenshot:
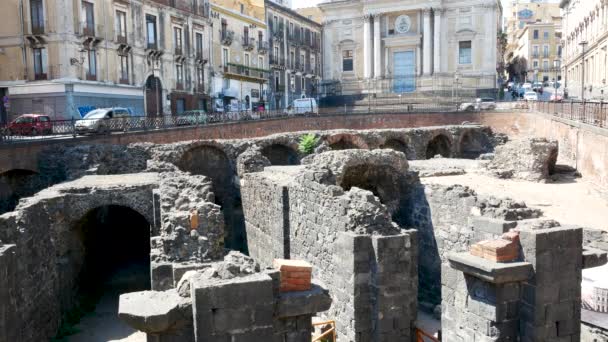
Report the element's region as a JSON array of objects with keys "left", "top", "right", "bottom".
[{"left": 298, "top": 133, "right": 319, "bottom": 155}]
